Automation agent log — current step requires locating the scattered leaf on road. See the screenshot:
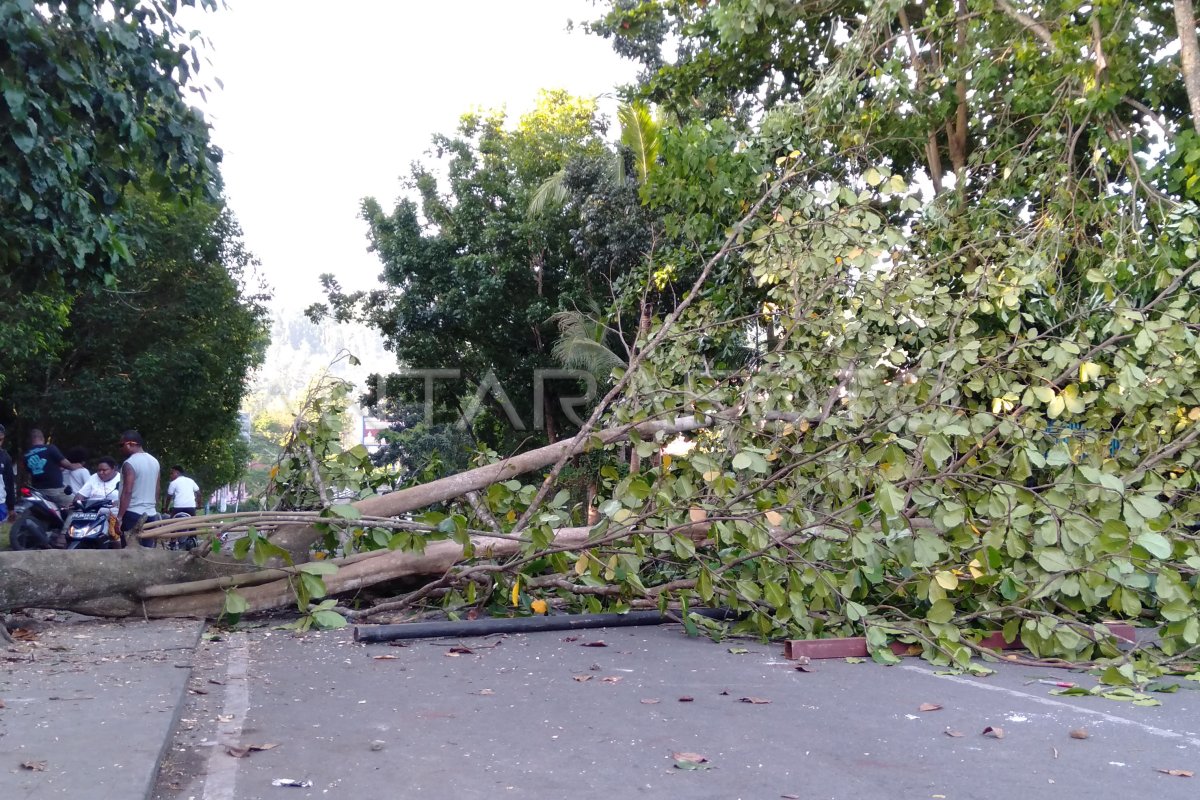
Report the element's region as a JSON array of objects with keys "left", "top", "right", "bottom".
[
  {"left": 225, "top": 745, "right": 250, "bottom": 758},
  {"left": 581, "top": 641, "right": 608, "bottom": 647},
  {"left": 1069, "top": 729, "right": 1089, "bottom": 739},
  {"left": 21, "top": 760, "right": 47, "bottom": 771},
  {"left": 1157, "top": 769, "right": 1194, "bottom": 777},
  {"left": 728, "top": 647, "right": 749, "bottom": 654},
  {"left": 679, "top": 696, "right": 695, "bottom": 702},
  {"left": 982, "top": 726, "right": 1005, "bottom": 739},
  {"left": 739, "top": 696, "right": 771, "bottom": 704},
  {"left": 844, "top": 657, "right": 866, "bottom": 664},
  {"left": 216, "top": 714, "right": 235, "bottom": 723},
  {"left": 640, "top": 698, "right": 660, "bottom": 704},
  {"left": 672, "top": 751, "right": 710, "bottom": 770},
  {"left": 944, "top": 729, "right": 965, "bottom": 737},
  {"left": 474, "top": 689, "right": 494, "bottom": 696},
  {"left": 447, "top": 646, "right": 473, "bottom": 655},
  {"left": 601, "top": 676, "right": 623, "bottom": 684},
  {"left": 249, "top": 743, "right": 279, "bottom": 751},
  {"left": 562, "top": 636, "right": 580, "bottom": 642},
  {"left": 372, "top": 654, "right": 399, "bottom": 660},
  {"left": 572, "top": 675, "right": 593, "bottom": 682},
  {"left": 918, "top": 703, "right": 943, "bottom": 712}
]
